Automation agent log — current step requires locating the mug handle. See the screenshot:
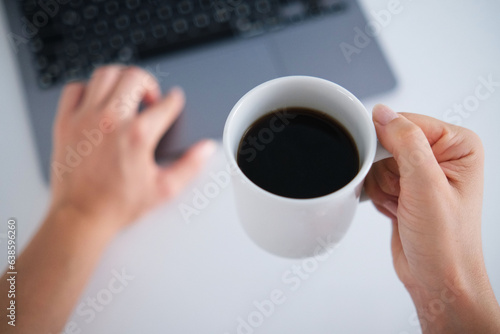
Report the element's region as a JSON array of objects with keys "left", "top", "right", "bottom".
[{"left": 360, "top": 141, "right": 392, "bottom": 202}]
